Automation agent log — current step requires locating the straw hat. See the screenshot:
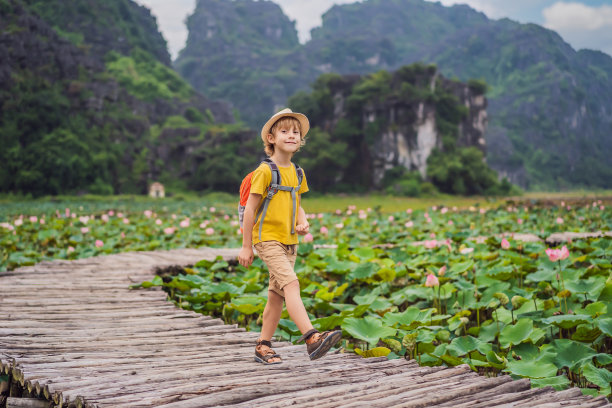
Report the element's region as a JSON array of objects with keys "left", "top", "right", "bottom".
[{"left": 260, "top": 108, "right": 310, "bottom": 143}]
